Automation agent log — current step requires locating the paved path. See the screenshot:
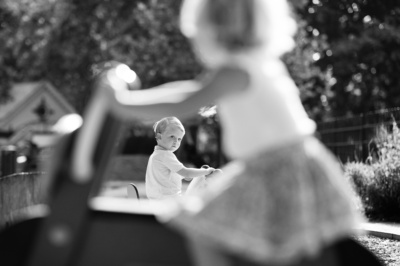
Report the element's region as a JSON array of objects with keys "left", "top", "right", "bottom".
[{"left": 359, "top": 222, "right": 400, "bottom": 240}]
